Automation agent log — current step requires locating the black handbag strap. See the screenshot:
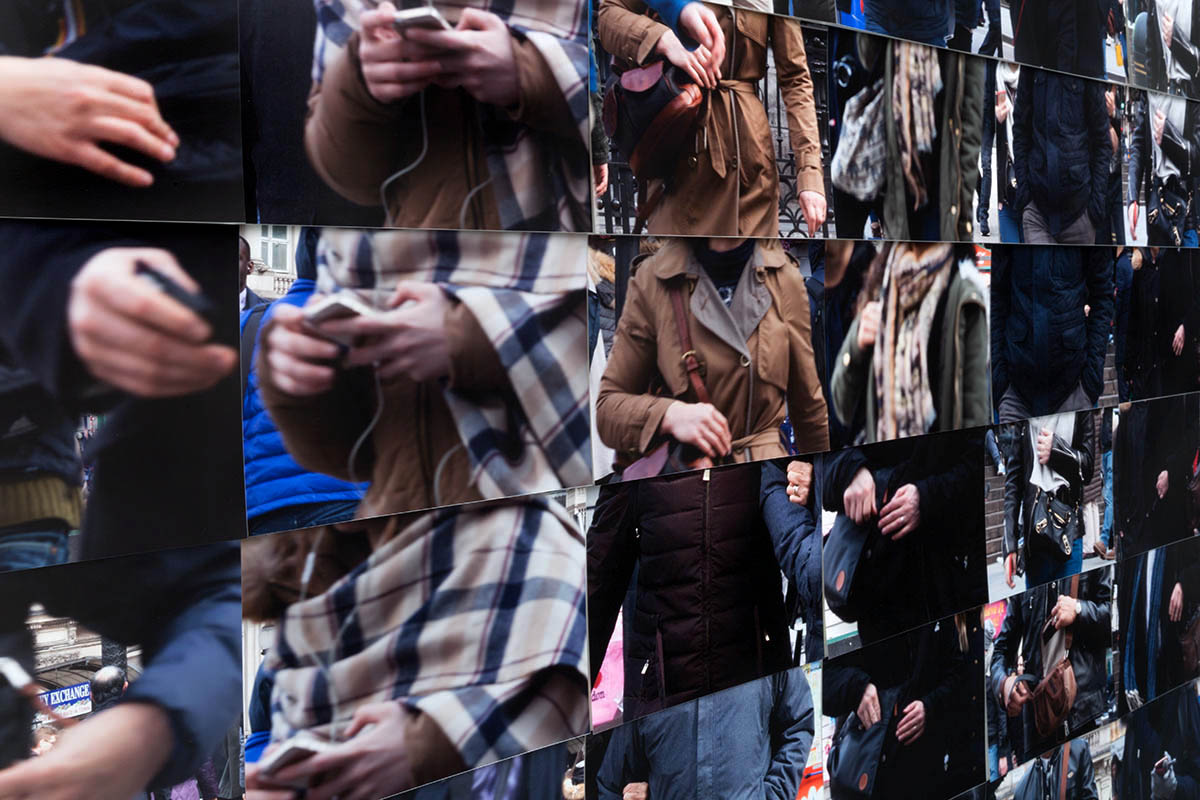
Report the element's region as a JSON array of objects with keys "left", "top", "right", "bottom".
[{"left": 240, "top": 302, "right": 269, "bottom": 396}]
